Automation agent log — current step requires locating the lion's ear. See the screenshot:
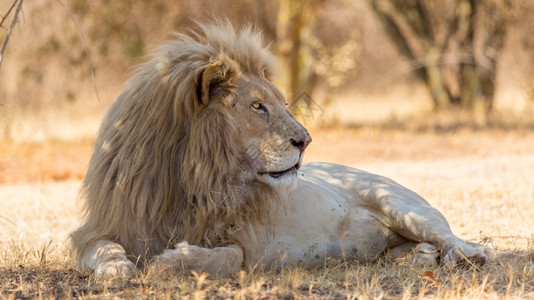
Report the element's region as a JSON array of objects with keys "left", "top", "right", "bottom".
[{"left": 196, "top": 54, "right": 240, "bottom": 109}]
